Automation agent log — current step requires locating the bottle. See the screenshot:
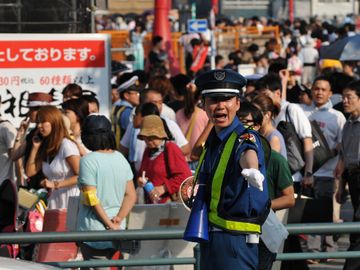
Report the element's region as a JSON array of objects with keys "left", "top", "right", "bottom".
[{"left": 143, "top": 181, "right": 159, "bottom": 204}]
